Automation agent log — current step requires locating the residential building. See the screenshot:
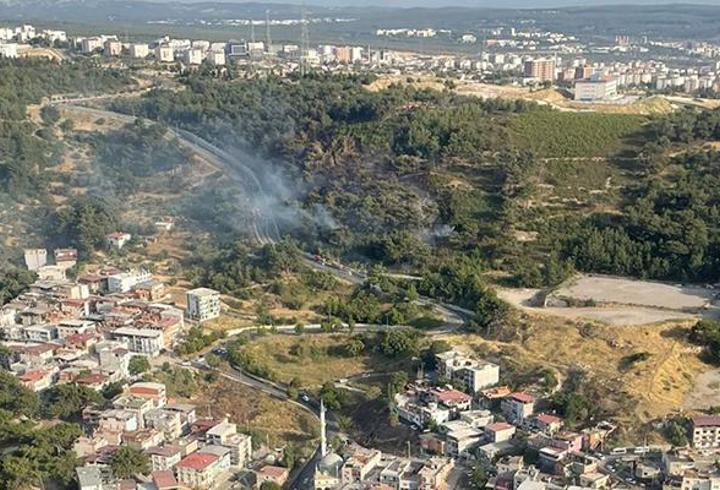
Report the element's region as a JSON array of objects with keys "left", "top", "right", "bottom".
[
  {"left": 54, "top": 248, "right": 78, "bottom": 268},
  {"left": 574, "top": 75, "right": 618, "bottom": 101},
  {"left": 175, "top": 451, "right": 219, "bottom": 489},
  {"left": 129, "top": 382, "right": 167, "bottom": 408},
  {"left": 107, "top": 270, "right": 151, "bottom": 293},
  {"left": 156, "top": 45, "right": 174, "bottom": 62},
  {"left": 206, "top": 422, "right": 237, "bottom": 445},
  {"left": 533, "top": 413, "right": 563, "bottom": 434},
  {"left": 226, "top": 433, "right": 252, "bottom": 467},
  {"left": 435, "top": 350, "right": 500, "bottom": 393},
  {"left": 184, "top": 48, "right": 203, "bottom": 65},
  {"left": 145, "top": 409, "right": 182, "bottom": 440},
  {"left": 445, "top": 426, "right": 484, "bottom": 457},
  {"left": 113, "top": 395, "right": 154, "bottom": 427},
  {"left": 692, "top": 416, "right": 720, "bottom": 449},
  {"left": 81, "top": 37, "right": 103, "bottom": 53},
  {"left": 208, "top": 50, "right": 226, "bottom": 66},
  {"left": 24, "top": 249, "right": 48, "bottom": 270},
  {"left": 257, "top": 465, "right": 289, "bottom": 488},
  {"left": 147, "top": 445, "right": 182, "bottom": 471},
  {"left": 76, "top": 466, "right": 106, "bottom": 490},
  {"left": 501, "top": 392, "right": 535, "bottom": 424},
  {"left": 429, "top": 388, "right": 473, "bottom": 414},
  {"left": 106, "top": 232, "right": 132, "bottom": 249},
  {"left": 112, "top": 327, "right": 163, "bottom": 356},
  {"left": 129, "top": 43, "right": 149, "bottom": 58},
  {"left": 524, "top": 58, "right": 556, "bottom": 82},
  {"left": 418, "top": 457, "right": 454, "bottom": 490},
  {"left": 104, "top": 39, "right": 121, "bottom": 56},
  {"left": 0, "top": 43, "right": 17, "bottom": 58},
  {"left": 341, "top": 446, "right": 382, "bottom": 483},
  {"left": 18, "top": 368, "right": 54, "bottom": 391},
  {"left": 186, "top": 288, "right": 221, "bottom": 322},
  {"left": 485, "top": 422, "right": 517, "bottom": 443}
]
